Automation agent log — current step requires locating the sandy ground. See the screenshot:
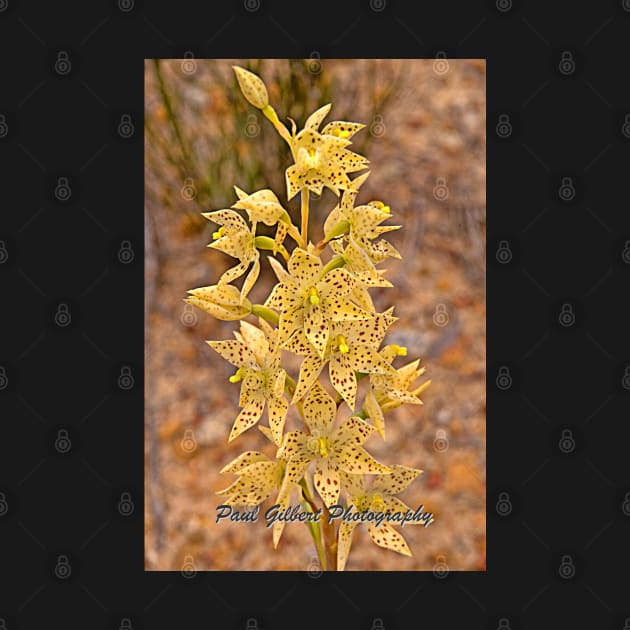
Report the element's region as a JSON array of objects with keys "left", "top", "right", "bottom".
[{"left": 144, "top": 59, "right": 486, "bottom": 571}]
